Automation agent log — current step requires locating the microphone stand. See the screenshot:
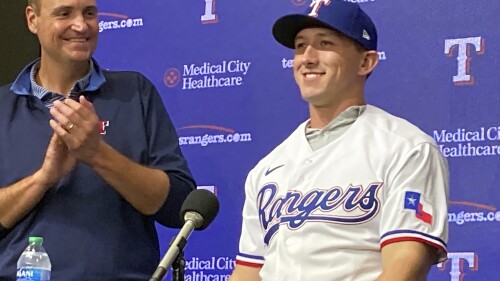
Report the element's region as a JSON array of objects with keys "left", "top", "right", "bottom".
[
  {"left": 172, "top": 250, "right": 186, "bottom": 281},
  {"left": 150, "top": 215, "right": 199, "bottom": 281}
]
